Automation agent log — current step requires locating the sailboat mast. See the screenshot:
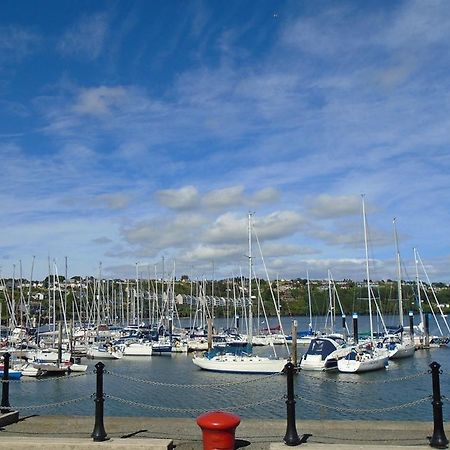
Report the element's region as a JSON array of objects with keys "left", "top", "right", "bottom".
[
  {"left": 414, "top": 247, "right": 424, "bottom": 326},
  {"left": 393, "top": 218, "right": 404, "bottom": 327},
  {"left": 306, "top": 270, "right": 313, "bottom": 332},
  {"left": 362, "top": 195, "right": 374, "bottom": 341},
  {"left": 248, "top": 212, "right": 253, "bottom": 346}
]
